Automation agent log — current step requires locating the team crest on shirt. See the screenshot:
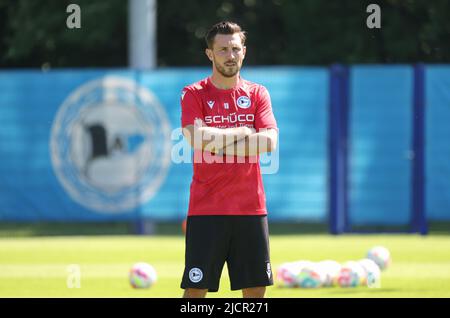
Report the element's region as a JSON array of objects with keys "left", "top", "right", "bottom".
[{"left": 236, "top": 96, "right": 251, "bottom": 109}]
